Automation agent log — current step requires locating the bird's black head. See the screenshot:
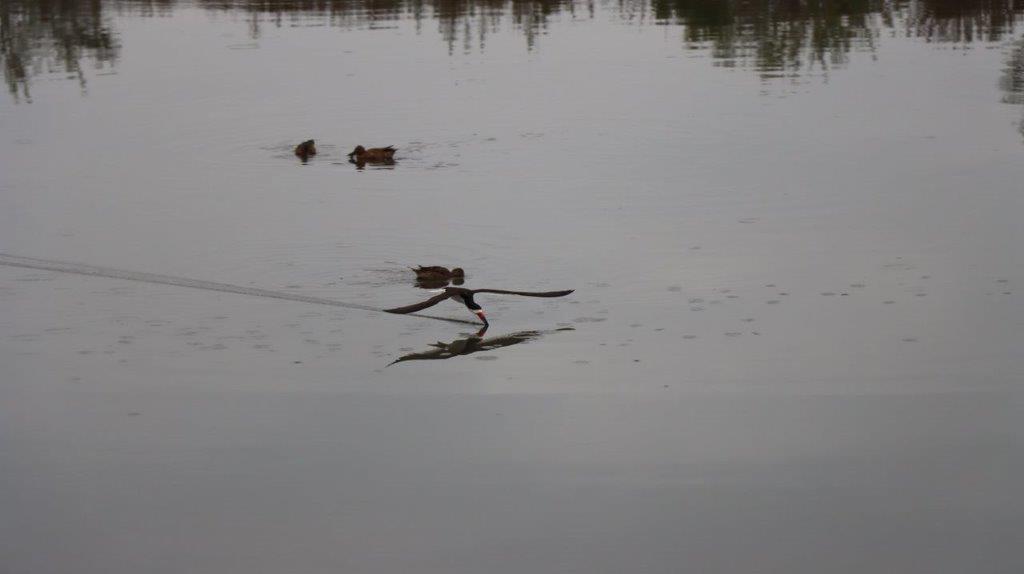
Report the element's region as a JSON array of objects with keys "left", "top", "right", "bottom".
[{"left": 458, "top": 292, "right": 488, "bottom": 325}]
